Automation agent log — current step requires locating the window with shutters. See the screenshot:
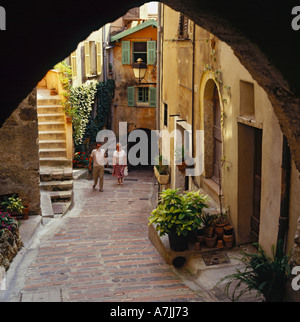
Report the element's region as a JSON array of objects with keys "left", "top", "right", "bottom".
[
  {"left": 84, "top": 41, "right": 102, "bottom": 77},
  {"left": 122, "top": 41, "right": 156, "bottom": 65},
  {"left": 71, "top": 51, "right": 77, "bottom": 78},
  {"left": 127, "top": 86, "right": 156, "bottom": 107}
]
